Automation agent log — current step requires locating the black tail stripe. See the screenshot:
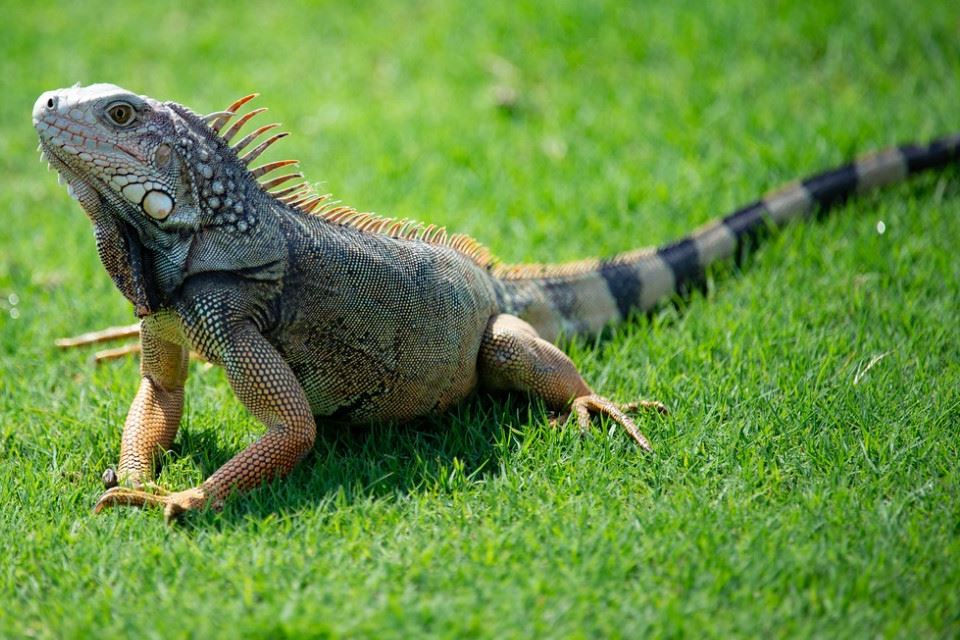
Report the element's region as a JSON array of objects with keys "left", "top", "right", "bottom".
[
  {"left": 722, "top": 200, "right": 767, "bottom": 241},
  {"left": 519, "top": 135, "right": 957, "bottom": 332},
  {"left": 598, "top": 261, "right": 642, "bottom": 319},
  {"left": 542, "top": 280, "right": 578, "bottom": 325},
  {"left": 900, "top": 141, "right": 956, "bottom": 174},
  {"left": 721, "top": 201, "right": 769, "bottom": 265},
  {"left": 657, "top": 238, "right": 701, "bottom": 290},
  {"left": 802, "top": 163, "right": 857, "bottom": 210}
]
